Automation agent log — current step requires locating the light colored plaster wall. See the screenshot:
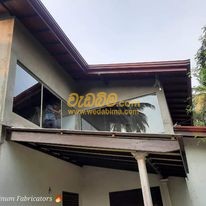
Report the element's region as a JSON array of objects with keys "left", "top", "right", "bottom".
[
  {"left": 183, "top": 138, "right": 206, "bottom": 206},
  {"left": 81, "top": 166, "right": 162, "bottom": 206},
  {"left": 3, "top": 18, "right": 77, "bottom": 127},
  {"left": 12, "top": 19, "right": 76, "bottom": 99},
  {"left": 79, "top": 79, "right": 158, "bottom": 102},
  {"left": 0, "top": 141, "right": 82, "bottom": 206},
  {"left": 167, "top": 176, "right": 193, "bottom": 206}
]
